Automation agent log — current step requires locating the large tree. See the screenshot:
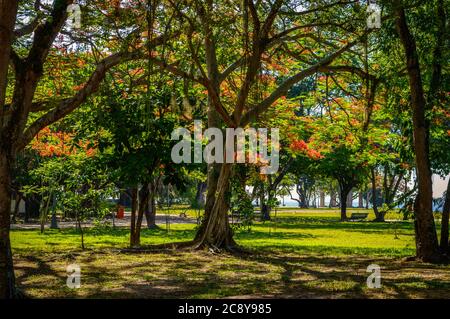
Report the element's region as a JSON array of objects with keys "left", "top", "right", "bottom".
[
  {"left": 154, "top": 0, "right": 369, "bottom": 251},
  {"left": 393, "top": 0, "right": 447, "bottom": 262},
  {"left": 0, "top": 0, "right": 170, "bottom": 298}
]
